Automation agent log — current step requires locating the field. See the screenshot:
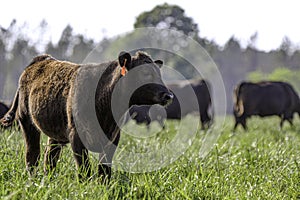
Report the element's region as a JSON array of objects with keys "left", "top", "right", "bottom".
[{"left": 0, "top": 116, "right": 299, "bottom": 199}]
